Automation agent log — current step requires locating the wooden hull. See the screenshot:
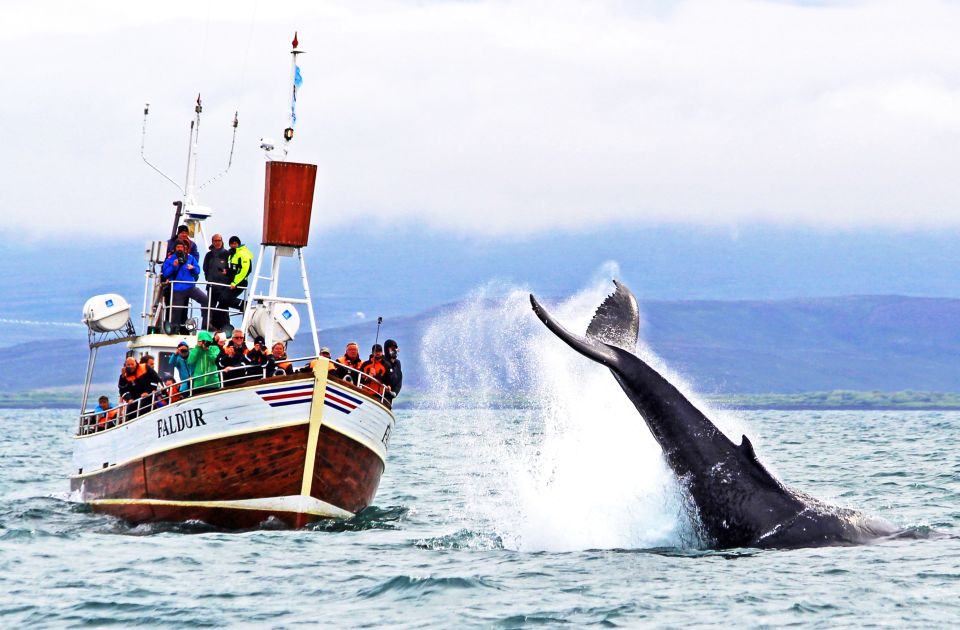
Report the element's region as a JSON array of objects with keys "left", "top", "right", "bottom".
[{"left": 71, "top": 373, "right": 393, "bottom": 528}]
